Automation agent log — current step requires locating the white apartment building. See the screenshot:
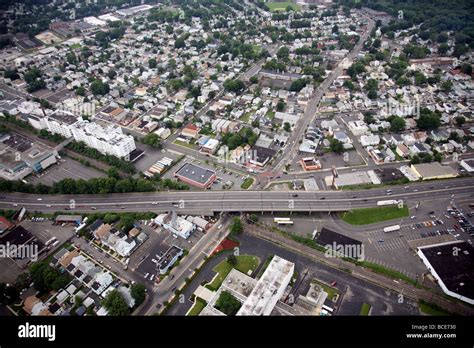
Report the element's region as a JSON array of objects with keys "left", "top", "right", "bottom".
[
  {"left": 28, "top": 114, "right": 136, "bottom": 160},
  {"left": 70, "top": 120, "right": 136, "bottom": 160}
]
